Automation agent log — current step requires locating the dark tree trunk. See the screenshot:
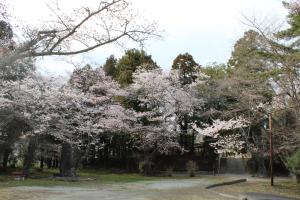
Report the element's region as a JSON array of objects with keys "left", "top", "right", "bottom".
[
  {"left": 59, "top": 142, "right": 75, "bottom": 177},
  {"left": 40, "top": 156, "right": 44, "bottom": 169},
  {"left": 250, "top": 152, "right": 267, "bottom": 177},
  {"left": 39, "top": 147, "right": 44, "bottom": 169},
  {"left": 73, "top": 147, "right": 83, "bottom": 169},
  {"left": 104, "top": 145, "right": 108, "bottom": 168},
  {"left": 23, "top": 138, "right": 37, "bottom": 177},
  {"left": 54, "top": 158, "right": 59, "bottom": 168},
  {"left": 191, "top": 130, "right": 195, "bottom": 154},
  {"left": 179, "top": 116, "right": 189, "bottom": 151},
  {"left": 2, "top": 148, "right": 11, "bottom": 169},
  {"left": 257, "top": 156, "right": 267, "bottom": 176},
  {"left": 141, "top": 151, "right": 157, "bottom": 176},
  {"left": 47, "top": 157, "right": 52, "bottom": 169}
]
